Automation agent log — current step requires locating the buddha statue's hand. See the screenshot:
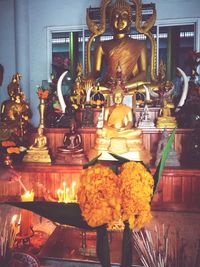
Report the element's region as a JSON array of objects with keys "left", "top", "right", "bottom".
[
  {"left": 114, "top": 122, "right": 123, "bottom": 129},
  {"left": 117, "top": 127, "right": 126, "bottom": 132}
]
